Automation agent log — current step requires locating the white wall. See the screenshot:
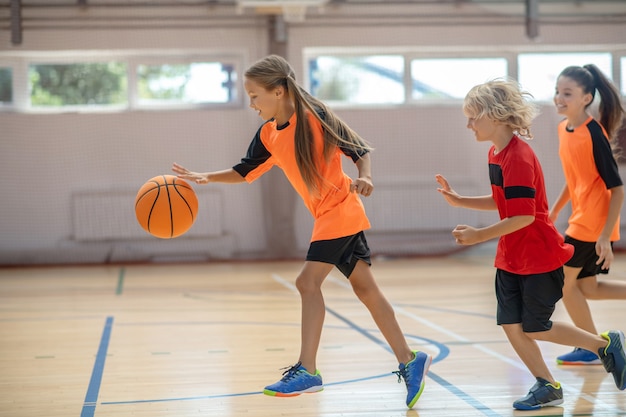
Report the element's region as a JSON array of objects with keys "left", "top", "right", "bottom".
[{"left": 1, "top": 3, "right": 625, "bottom": 264}]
